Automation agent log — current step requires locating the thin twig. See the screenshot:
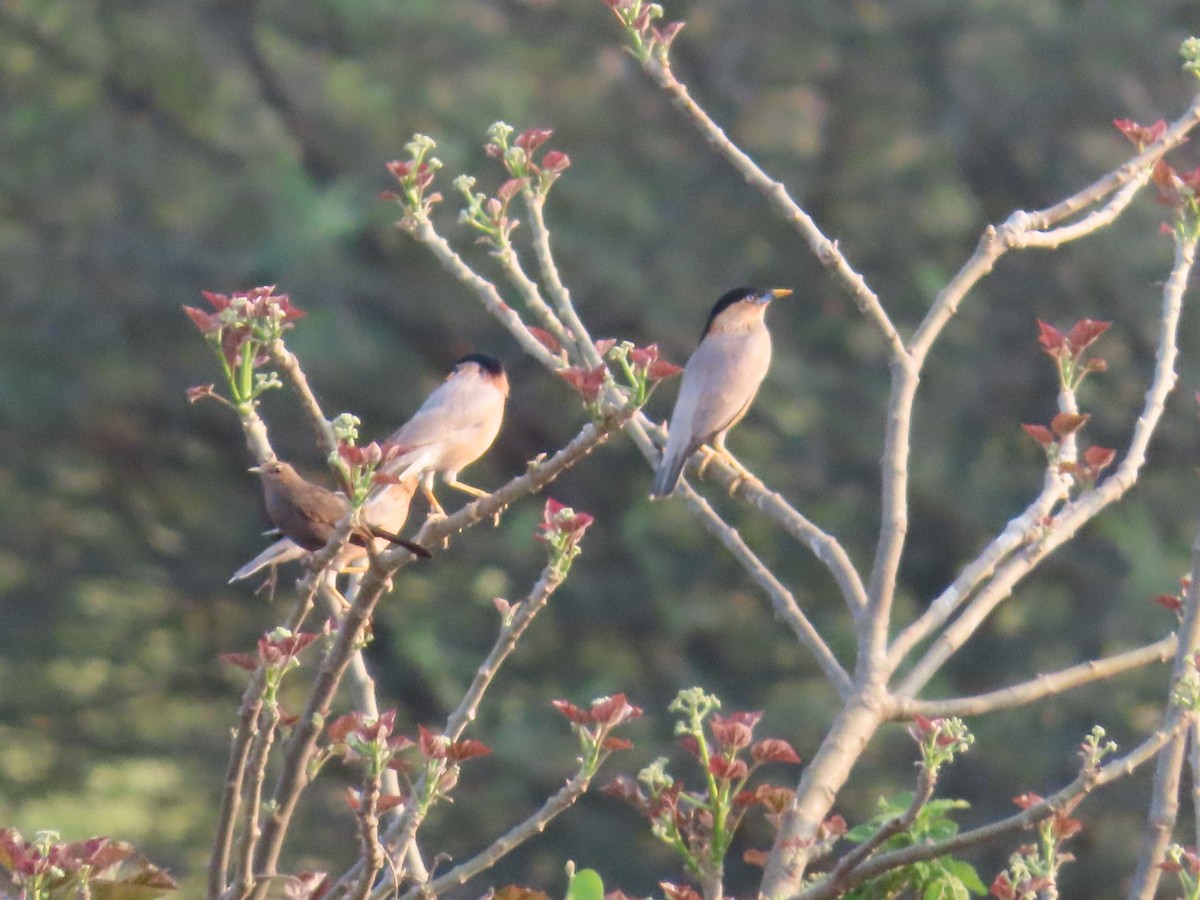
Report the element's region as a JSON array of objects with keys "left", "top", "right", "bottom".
[
  {"left": 898, "top": 636, "right": 1177, "bottom": 718},
  {"left": 888, "top": 471, "right": 1068, "bottom": 670},
  {"left": 392, "top": 773, "right": 593, "bottom": 900},
  {"left": 446, "top": 565, "right": 563, "bottom": 740},
  {"left": 335, "top": 565, "right": 565, "bottom": 897},
  {"left": 635, "top": 55, "right": 905, "bottom": 360},
  {"left": 523, "top": 191, "right": 607, "bottom": 369},
  {"left": 269, "top": 341, "right": 338, "bottom": 457},
  {"left": 208, "top": 685, "right": 261, "bottom": 900},
  {"left": 408, "top": 218, "right": 561, "bottom": 369},
  {"left": 350, "top": 773, "right": 384, "bottom": 900},
  {"left": 208, "top": 500, "right": 322, "bottom": 899},
  {"left": 493, "top": 243, "right": 573, "bottom": 349},
  {"left": 1127, "top": 526, "right": 1200, "bottom": 899},
  {"left": 820, "top": 767, "right": 937, "bottom": 895},
  {"left": 230, "top": 702, "right": 280, "bottom": 900},
  {"left": 672, "top": 477, "right": 852, "bottom": 696},
  {"left": 909, "top": 94, "right": 1200, "bottom": 362}
]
